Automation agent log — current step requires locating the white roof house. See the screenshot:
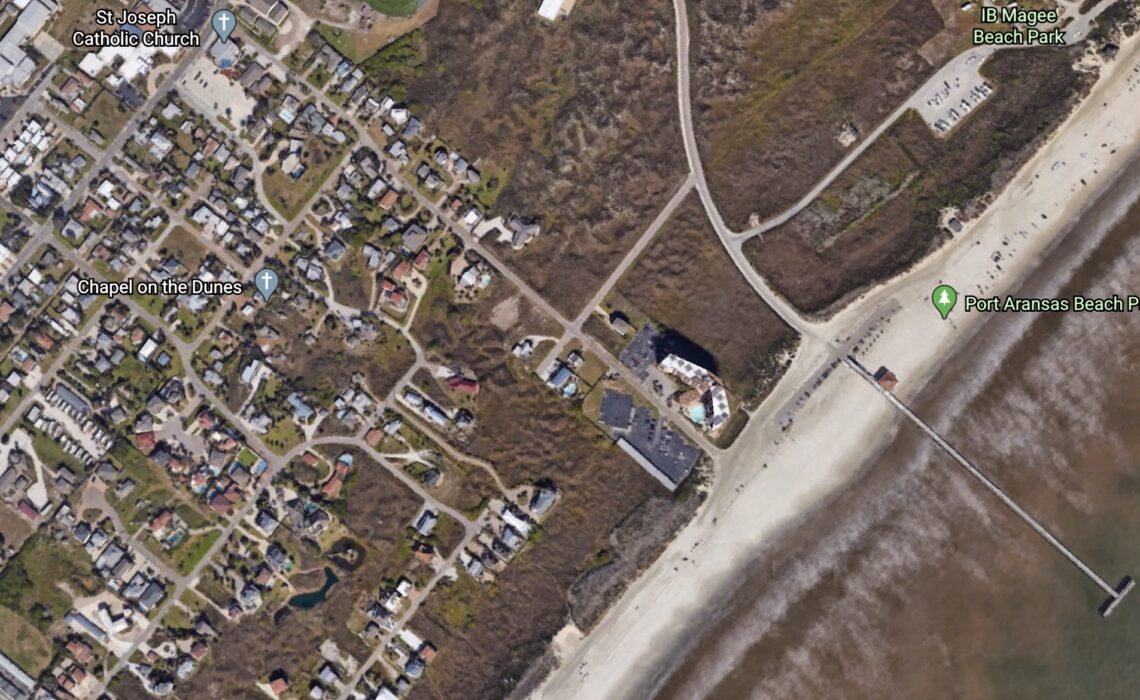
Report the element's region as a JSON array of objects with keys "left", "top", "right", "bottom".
[{"left": 537, "top": 0, "right": 571, "bottom": 21}]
